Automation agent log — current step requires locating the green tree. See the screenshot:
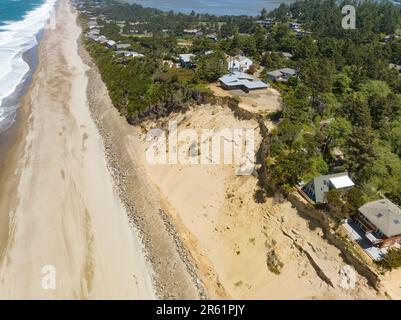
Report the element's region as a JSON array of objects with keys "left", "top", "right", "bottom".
[
  {"left": 345, "top": 127, "right": 376, "bottom": 182},
  {"left": 388, "top": 121, "right": 401, "bottom": 157},
  {"left": 378, "top": 248, "right": 401, "bottom": 270},
  {"left": 332, "top": 73, "right": 352, "bottom": 97},
  {"left": 302, "top": 58, "right": 335, "bottom": 105},
  {"left": 326, "top": 189, "right": 345, "bottom": 219},
  {"left": 344, "top": 188, "right": 366, "bottom": 215},
  {"left": 195, "top": 51, "right": 227, "bottom": 82}
]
